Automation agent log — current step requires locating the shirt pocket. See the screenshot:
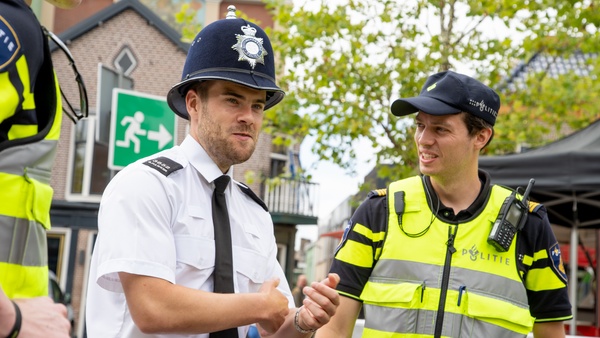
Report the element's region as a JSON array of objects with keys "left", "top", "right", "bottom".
[
  {"left": 360, "top": 281, "right": 424, "bottom": 334},
  {"left": 188, "top": 205, "right": 206, "bottom": 219},
  {"left": 174, "top": 235, "right": 215, "bottom": 270},
  {"left": 180, "top": 205, "right": 213, "bottom": 238},
  {"left": 235, "top": 247, "right": 267, "bottom": 290},
  {"left": 460, "top": 291, "right": 534, "bottom": 335}
]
